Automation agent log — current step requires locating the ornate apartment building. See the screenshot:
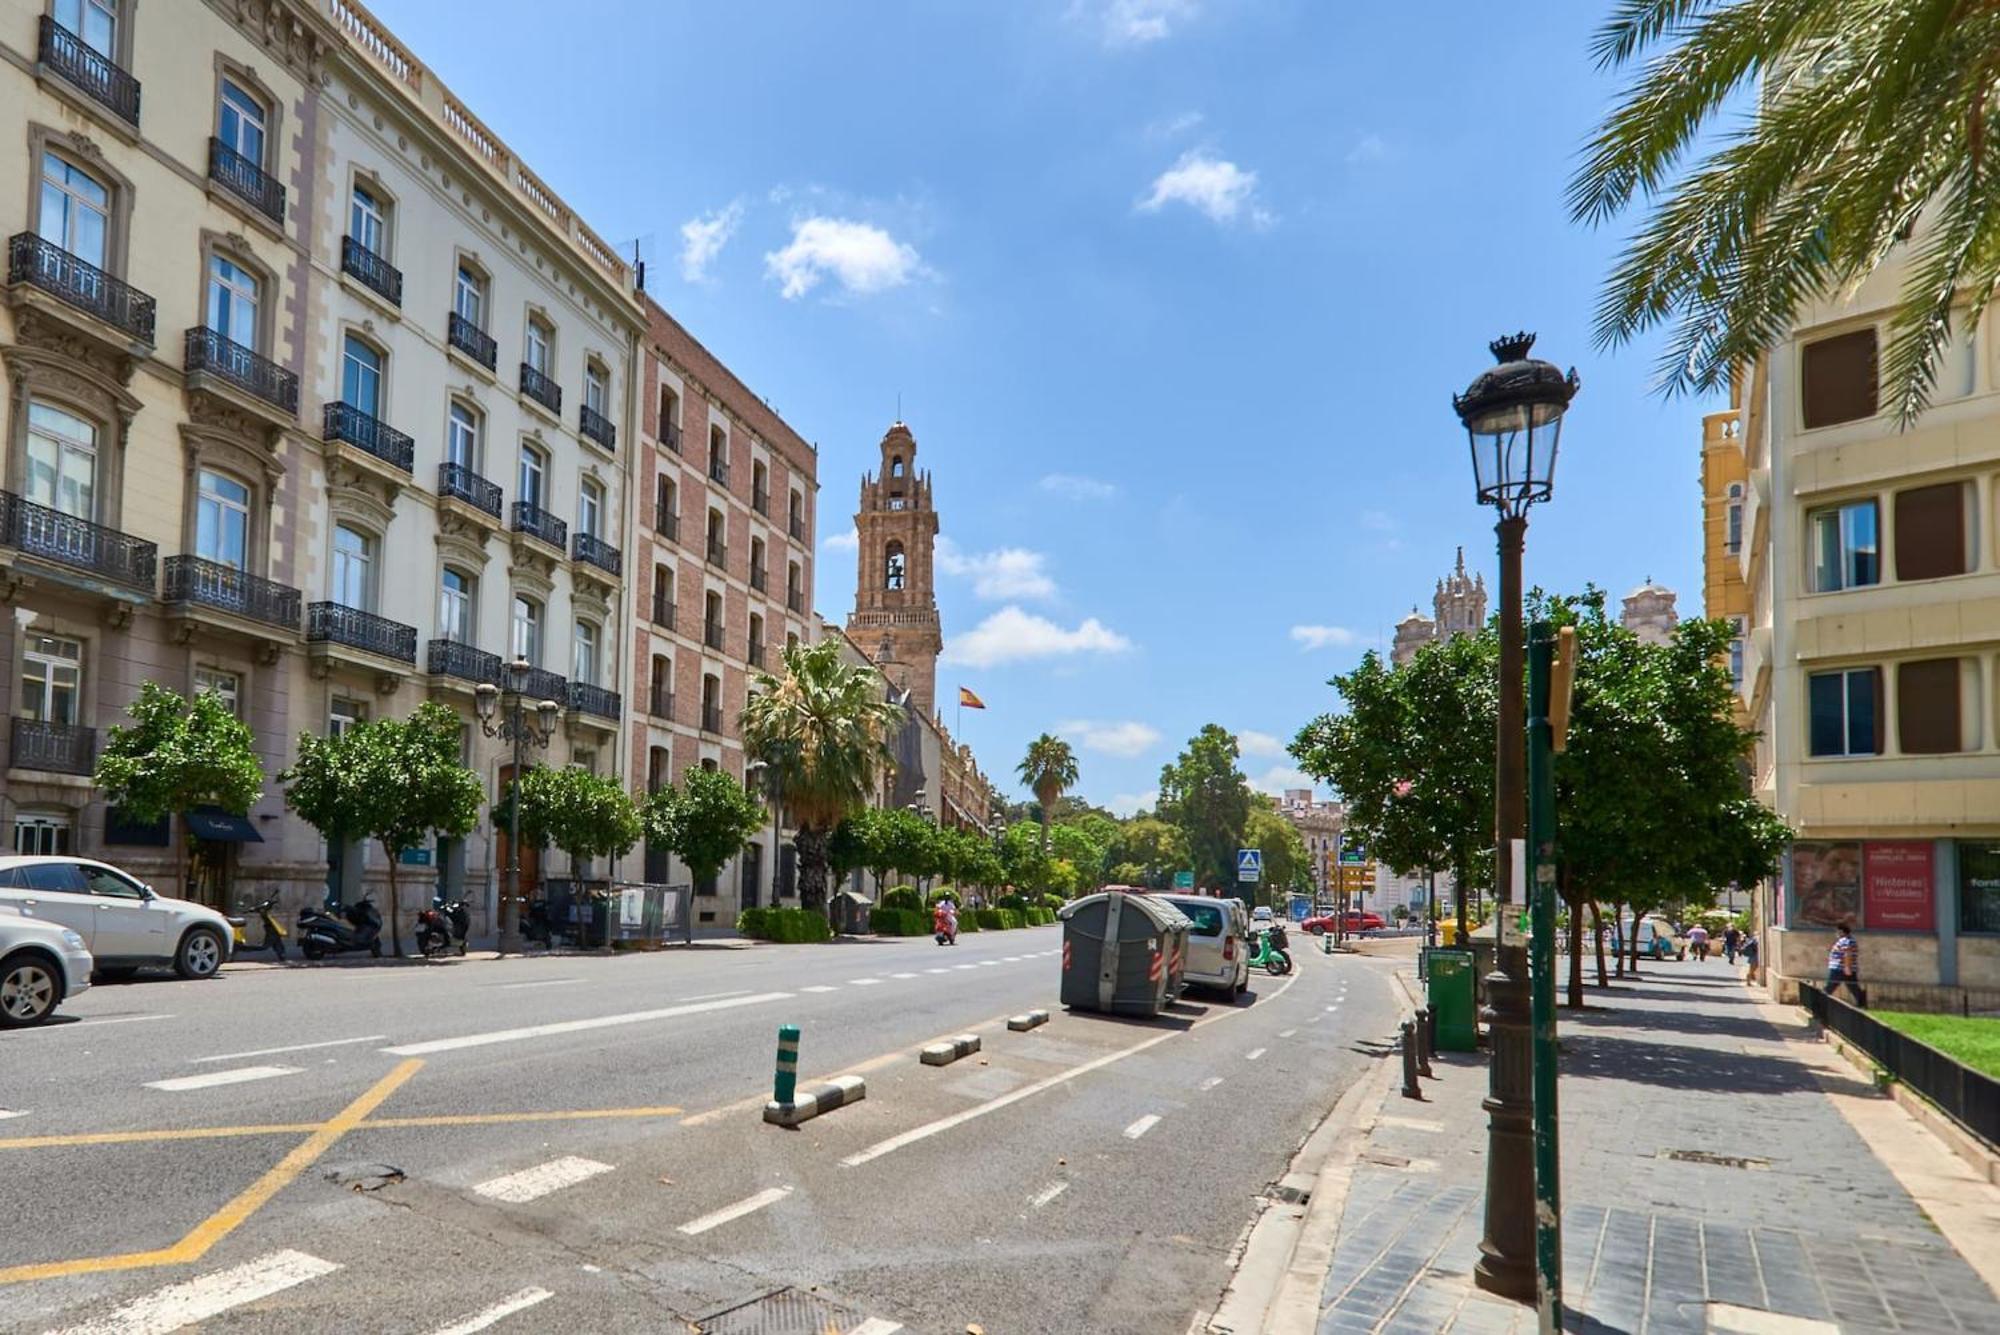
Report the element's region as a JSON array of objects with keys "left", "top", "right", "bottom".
[{"left": 2, "top": 0, "right": 641, "bottom": 938}]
